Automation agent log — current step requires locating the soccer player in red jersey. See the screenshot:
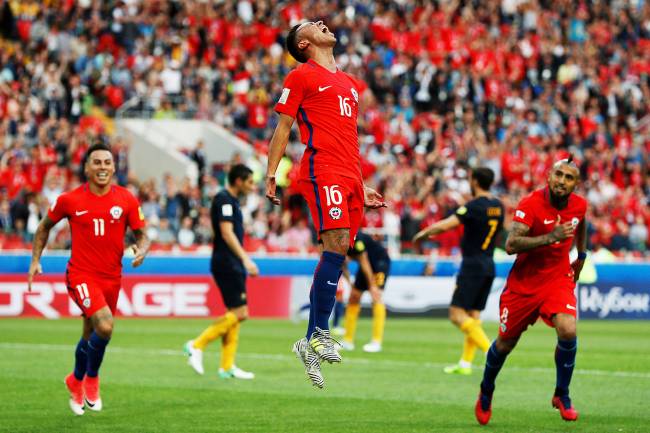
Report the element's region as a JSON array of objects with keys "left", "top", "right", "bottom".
[
  {"left": 475, "top": 158, "right": 587, "bottom": 425},
  {"left": 265, "top": 21, "right": 385, "bottom": 388},
  {"left": 28, "top": 143, "right": 149, "bottom": 415}
]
